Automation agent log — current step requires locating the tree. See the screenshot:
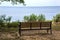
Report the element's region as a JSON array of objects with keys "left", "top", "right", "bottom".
[
  {"left": 0, "top": 15, "right": 6, "bottom": 27},
  {"left": 24, "top": 16, "right": 29, "bottom": 22},
  {"left": 6, "top": 16, "right": 12, "bottom": 23},
  {"left": 23, "top": 14, "right": 46, "bottom": 22},
  {"left": 29, "top": 14, "right": 37, "bottom": 22},
  {"left": 5, "top": 16, "right": 12, "bottom": 28},
  {"left": 1, "top": 15, "right": 6, "bottom": 20},
  {"left": 38, "top": 14, "right": 45, "bottom": 21},
  {"left": 24, "top": 14, "right": 37, "bottom": 22},
  {"left": 0, "top": 14, "right": 12, "bottom": 28},
  {"left": 53, "top": 13, "right": 60, "bottom": 22},
  {"left": 0, "top": 17, "right": 4, "bottom": 27},
  {"left": 0, "top": 0, "right": 25, "bottom": 5}
]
